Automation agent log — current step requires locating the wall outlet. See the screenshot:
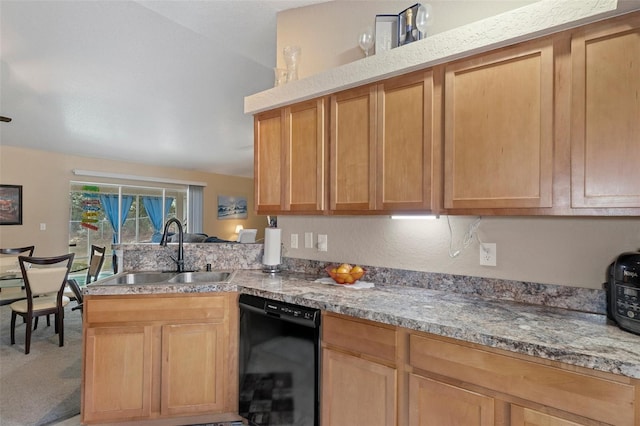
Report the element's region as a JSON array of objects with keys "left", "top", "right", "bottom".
[
  {"left": 304, "top": 232, "right": 313, "bottom": 249},
  {"left": 318, "top": 234, "right": 328, "bottom": 252},
  {"left": 40, "top": 223, "right": 46, "bottom": 231},
  {"left": 480, "top": 243, "right": 497, "bottom": 266},
  {"left": 291, "top": 234, "right": 298, "bottom": 249}
]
